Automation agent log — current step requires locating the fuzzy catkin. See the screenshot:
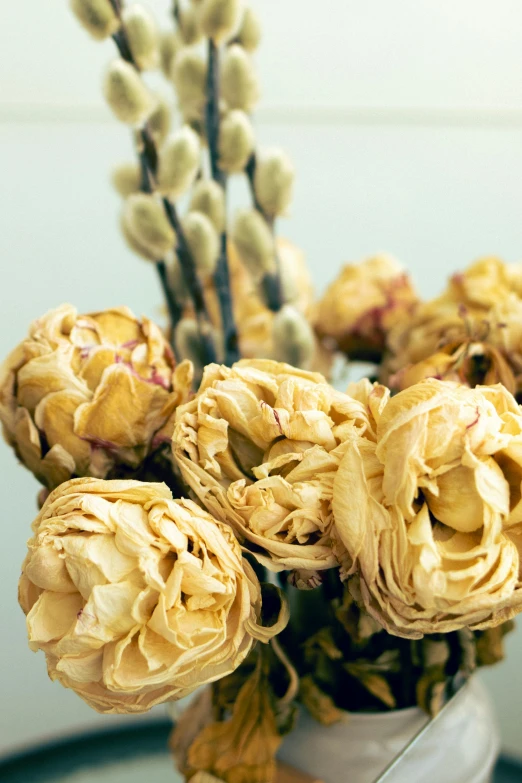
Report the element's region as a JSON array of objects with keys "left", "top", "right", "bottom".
[
  {"left": 175, "top": 319, "right": 220, "bottom": 381},
  {"left": 236, "top": 7, "right": 261, "bottom": 51},
  {"left": 231, "top": 209, "right": 275, "bottom": 280},
  {"left": 172, "top": 48, "right": 208, "bottom": 114},
  {"left": 199, "top": 0, "right": 243, "bottom": 44},
  {"left": 148, "top": 96, "right": 172, "bottom": 145},
  {"left": 157, "top": 126, "right": 201, "bottom": 199},
  {"left": 178, "top": 5, "right": 203, "bottom": 44},
  {"left": 69, "top": 0, "right": 120, "bottom": 41},
  {"left": 183, "top": 212, "right": 220, "bottom": 279},
  {"left": 189, "top": 181, "right": 226, "bottom": 234},
  {"left": 103, "top": 59, "right": 154, "bottom": 125},
  {"left": 122, "top": 5, "right": 160, "bottom": 71},
  {"left": 272, "top": 304, "right": 315, "bottom": 368},
  {"left": 111, "top": 162, "right": 142, "bottom": 198},
  {"left": 218, "top": 110, "right": 255, "bottom": 173},
  {"left": 254, "top": 148, "right": 295, "bottom": 218},
  {"left": 122, "top": 194, "right": 176, "bottom": 261},
  {"left": 221, "top": 44, "right": 259, "bottom": 111},
  {"left": 167, "top": 255, "right": 190, "bottom": 302},
  {"left": 159, "top": 31, "right": 183, "bottom": 79}
]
